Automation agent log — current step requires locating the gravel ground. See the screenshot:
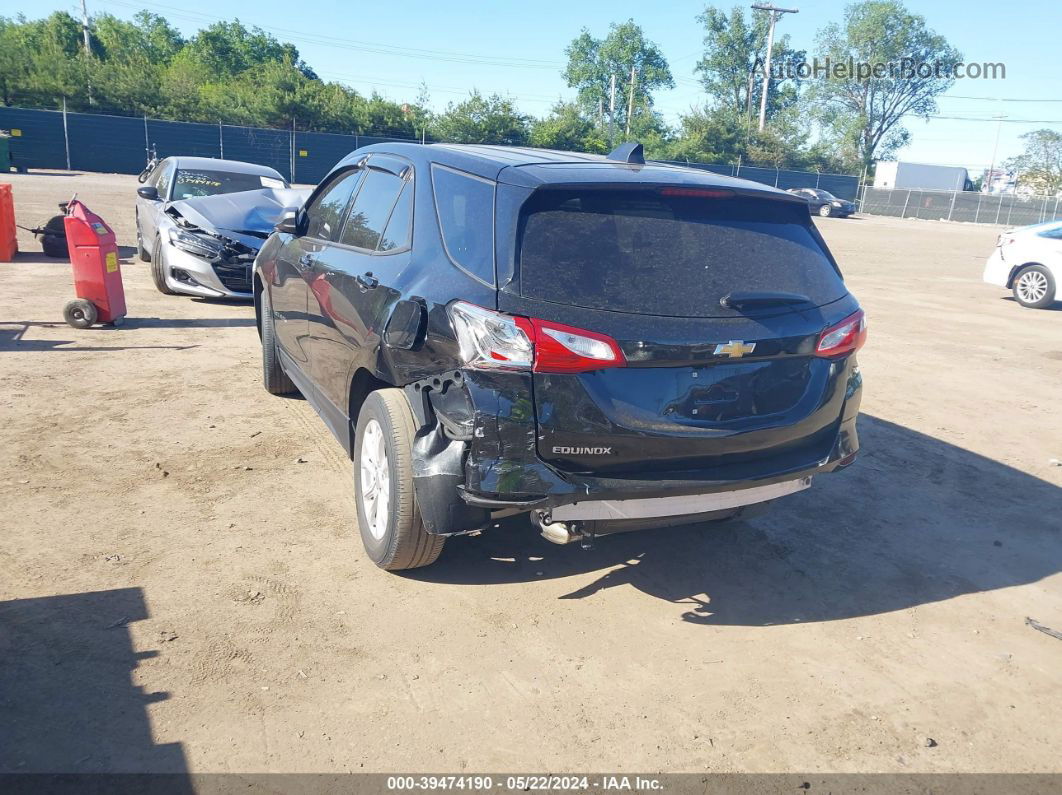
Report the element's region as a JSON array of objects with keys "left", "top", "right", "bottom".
[{"left": 1, "top": 170, "right": 1060, "bottom": 775}]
